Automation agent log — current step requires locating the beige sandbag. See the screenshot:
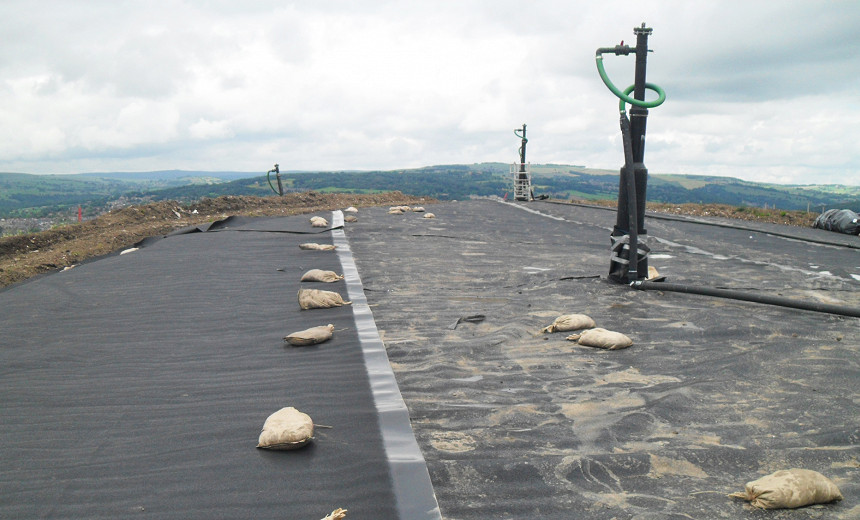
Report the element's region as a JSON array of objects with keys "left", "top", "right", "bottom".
[
  {"left": 310, "top": 216, "right": 328, "bottom": 228},
  {"left": 257, "top": 407, "right": 314, "bottom": 450},
  {"left": 729, "top": 469, "right": 842, "bottom": 509},
  {"left": 388, "top": 208, "right": 404, "bottom": 215},
  {"left": 423, "top": 213, "right": 436, "bottom": 219},
  {"left": 321, "top": 509, "right": 347, "bottom": 520},
  {"left": 344, "top": 206, "right": 358, "bottom": 213},
  {"left": 301, "top": 269, "right": 344, "bottom": 283},
  {"left": 298, "top": 288, "right": 352, "bottom": 309},
  {"left": 411, "top": 206, "right": 425, "bottom": 212},
  {"left": 284, "top": 324, "right": 334, "bottom": 346},
  {"left": 567, "top": 328, "right": 632, "bottom": 350},
  {"left": 344, "top": 215, "right": 358, "bottom": 223},
  {"left": 299, "top": 243, "right": 336, "bottom": 251},
  {"left": 541, "top": 314, "right": 595, "bottom": 333}
]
